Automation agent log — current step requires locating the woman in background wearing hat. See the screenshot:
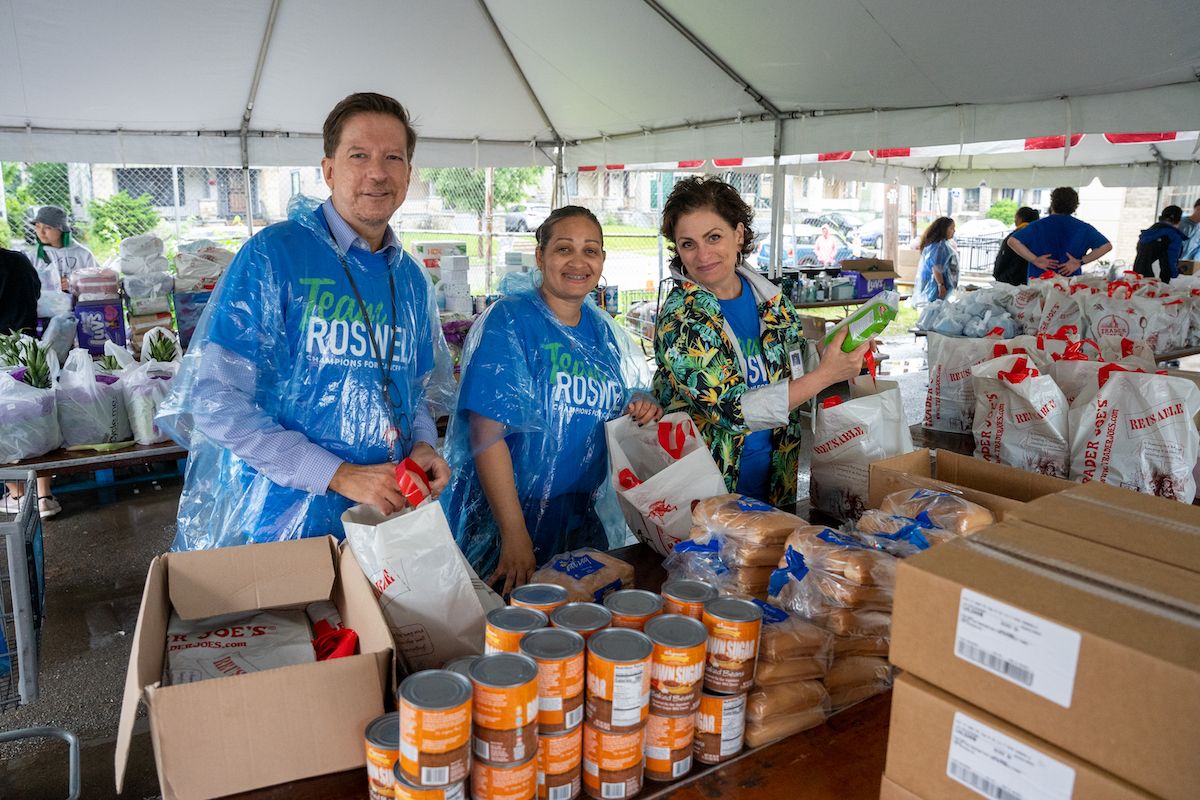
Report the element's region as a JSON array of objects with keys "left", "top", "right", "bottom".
[{"left": 31, "top": 205, "right": 96, "bottom": 296}]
